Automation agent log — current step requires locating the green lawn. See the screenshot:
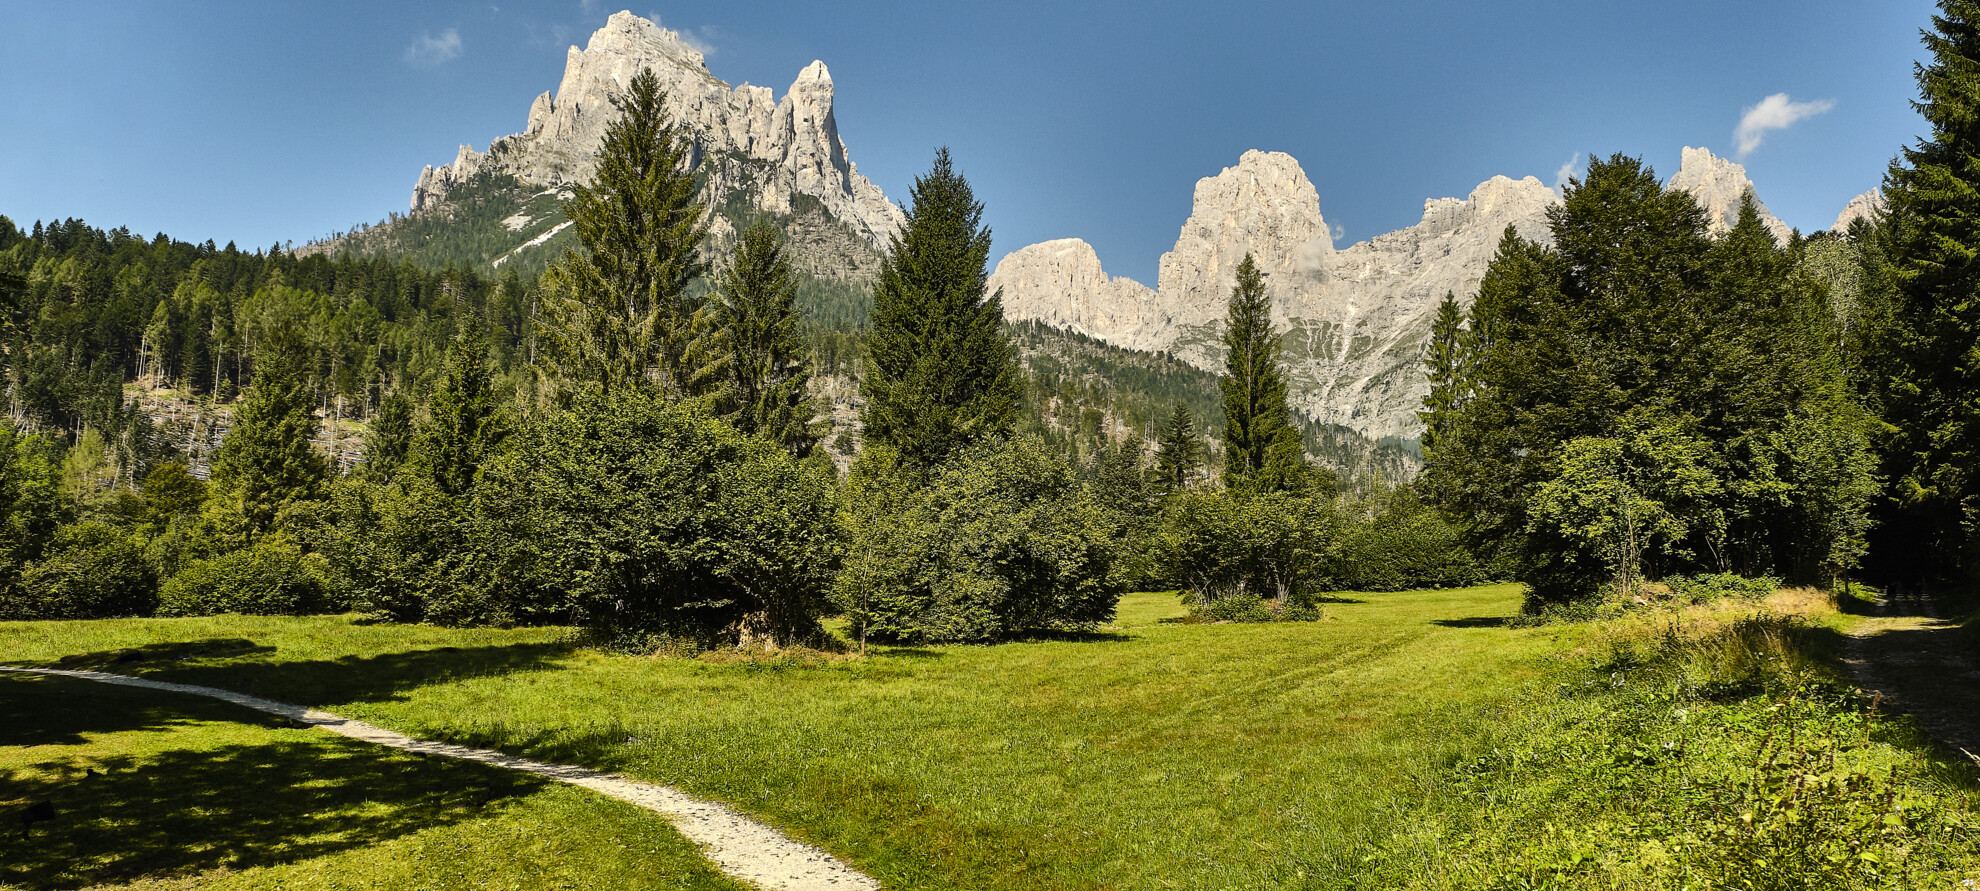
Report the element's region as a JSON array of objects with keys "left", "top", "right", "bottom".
[
  {"left": 2, "top": 586, "right": 1563, "bottom": 889},
  {"left": 3, "top": 586, "right": 1971, "bottom": 890}
]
